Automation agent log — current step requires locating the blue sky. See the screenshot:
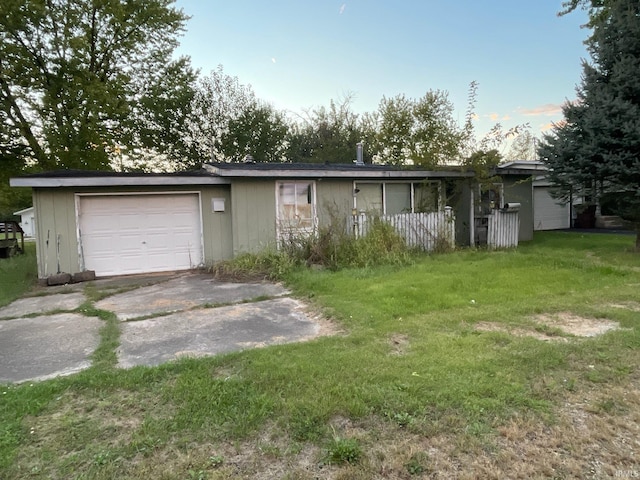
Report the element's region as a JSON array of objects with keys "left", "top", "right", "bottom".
[{"left": 173, "top": 1, "right": 590, "bottom": 140}]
